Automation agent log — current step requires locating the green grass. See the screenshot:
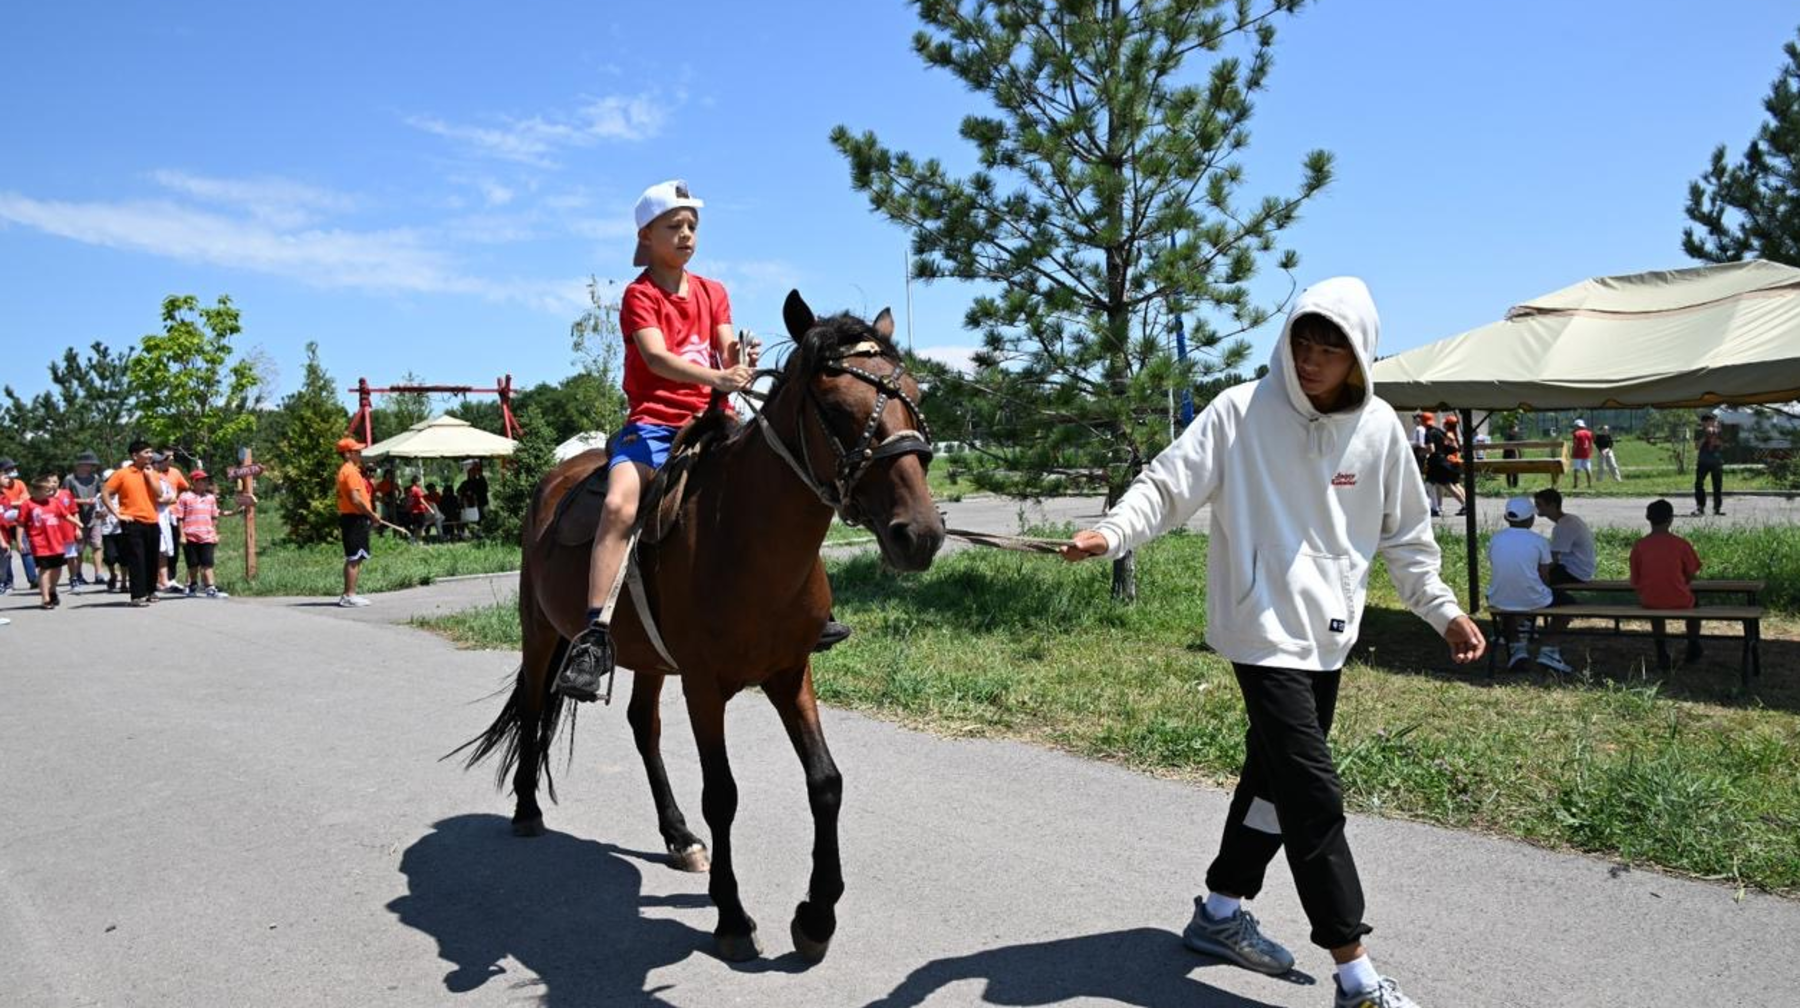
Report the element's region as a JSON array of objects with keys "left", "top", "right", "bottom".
[
  {"left": 196, "top": 500, "right": 521, "bottom": 597},
  {"left": 414, "top": 526, "right": 1800, "bottom": 893},
  {"left": 1473, "top": 436, "right": 1788, "bottom": 498}
]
